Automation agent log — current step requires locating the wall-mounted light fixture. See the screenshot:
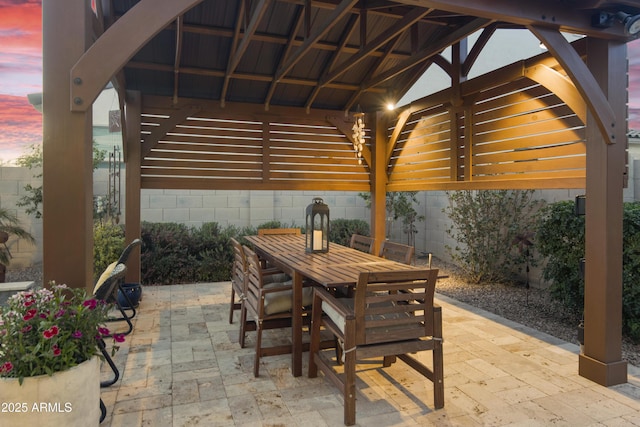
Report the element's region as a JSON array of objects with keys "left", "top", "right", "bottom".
[
  {"left": 592, "top": 10, "right": 640, "bottom": 36},
  {"left": 352, "top": 109, "right": 365, "bottom": 165}
]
